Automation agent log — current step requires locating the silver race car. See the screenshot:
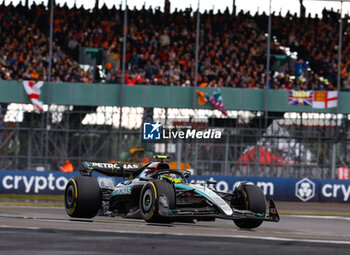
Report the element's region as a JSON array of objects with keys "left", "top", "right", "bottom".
[{"left": 64, "top": 156, "right": 279, "bottom": 229}]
